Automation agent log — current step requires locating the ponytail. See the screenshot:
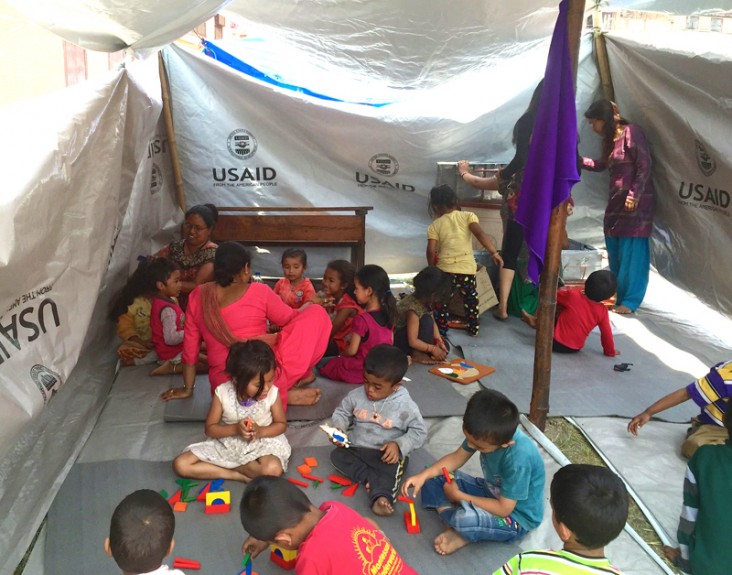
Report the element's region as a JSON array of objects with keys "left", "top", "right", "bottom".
[{"left": 355, "top": 264, "right": 397, "bottom": 328}]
